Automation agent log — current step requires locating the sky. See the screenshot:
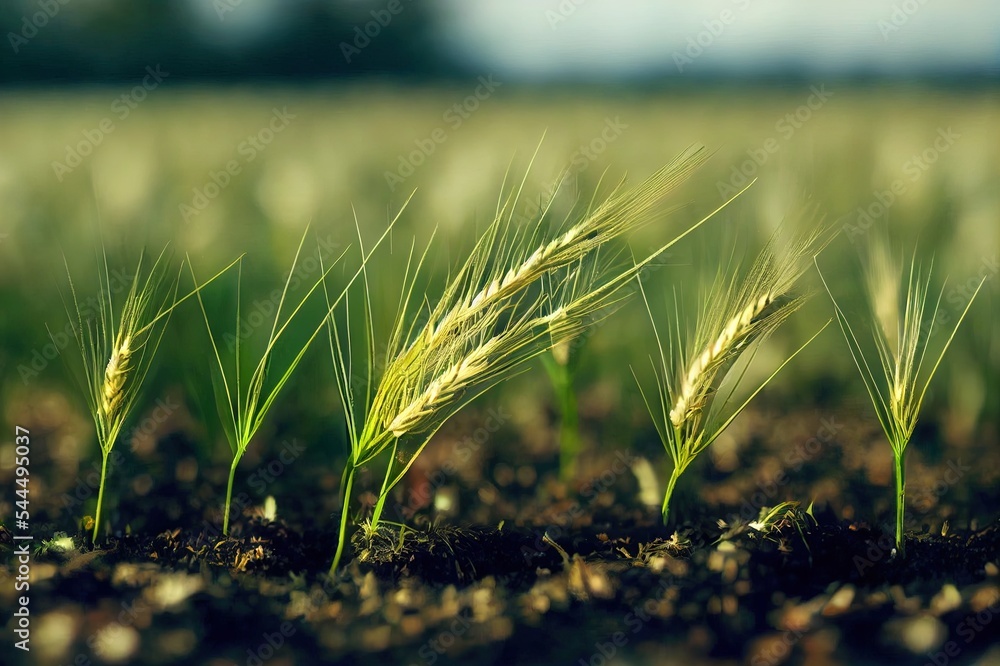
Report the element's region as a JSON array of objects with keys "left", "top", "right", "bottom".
[{"left": 432, "top": 0, "right": 1000, "bottom": 80}]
